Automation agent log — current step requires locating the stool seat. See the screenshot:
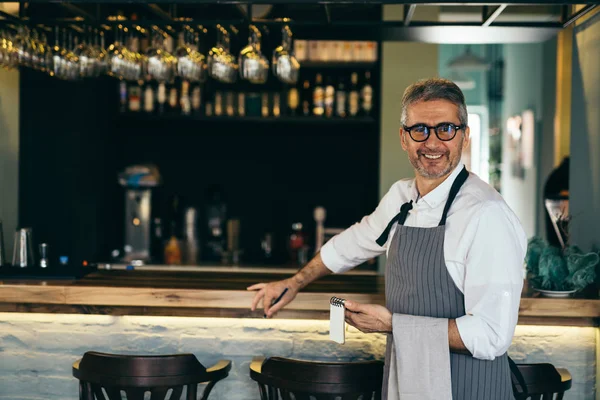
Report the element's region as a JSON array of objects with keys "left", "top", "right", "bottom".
[{"left": 73, "top": 351, "right": 231, "bottom": 400}]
